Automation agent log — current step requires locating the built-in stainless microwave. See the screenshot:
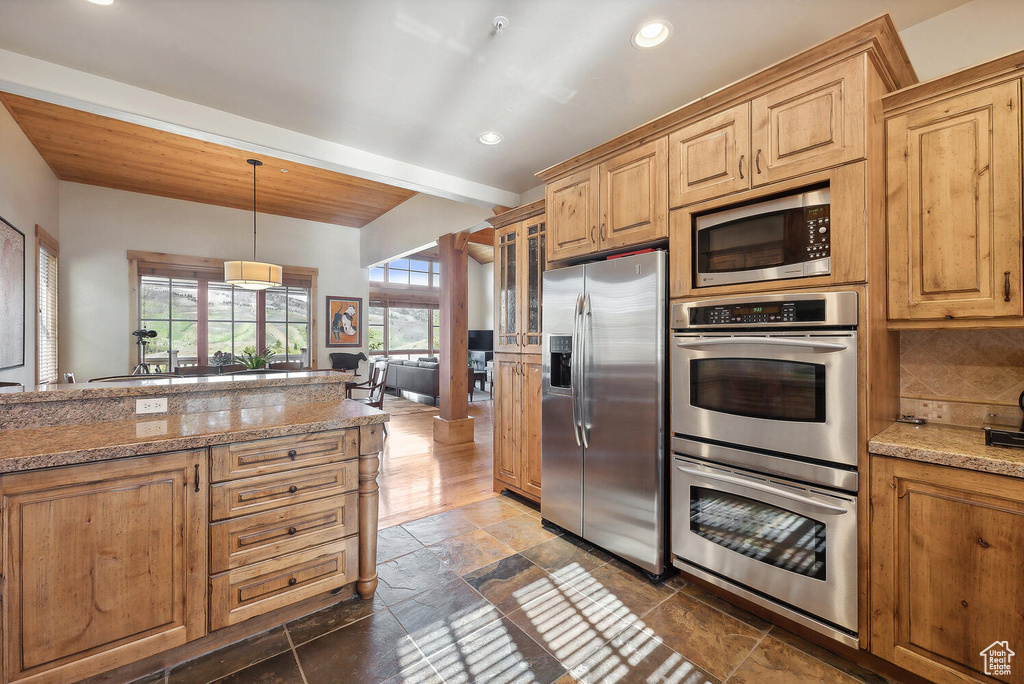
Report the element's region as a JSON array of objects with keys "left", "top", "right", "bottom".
[{"left": 694, "top": 188, "right": 830, "bottom": 287}]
